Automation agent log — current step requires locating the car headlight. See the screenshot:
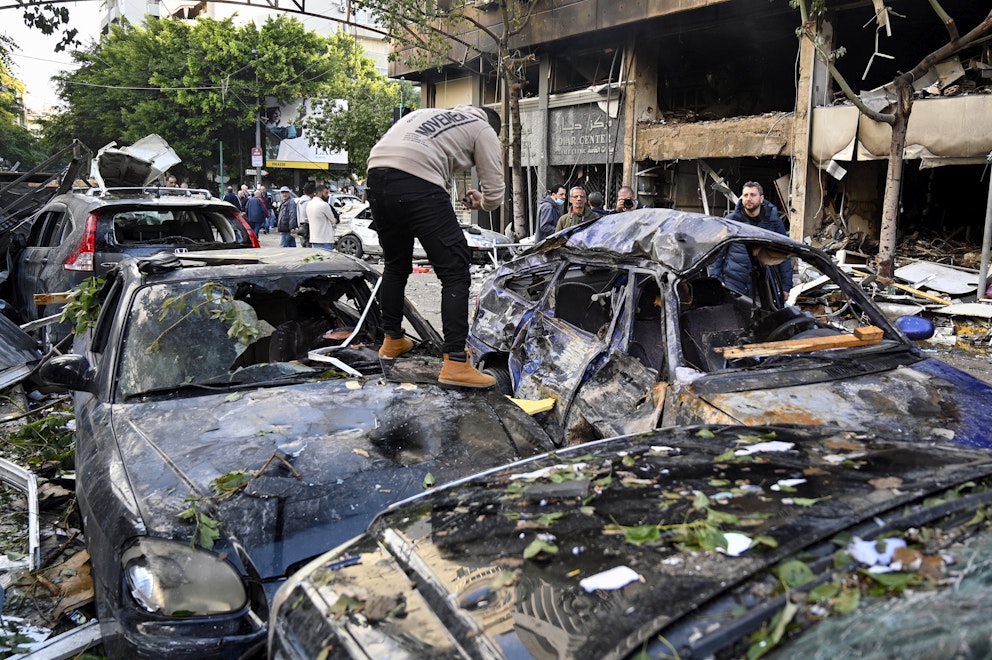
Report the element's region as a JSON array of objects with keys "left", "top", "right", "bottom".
[{"left": 122, "top": 537, "right": 247, "bottom": 616}]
